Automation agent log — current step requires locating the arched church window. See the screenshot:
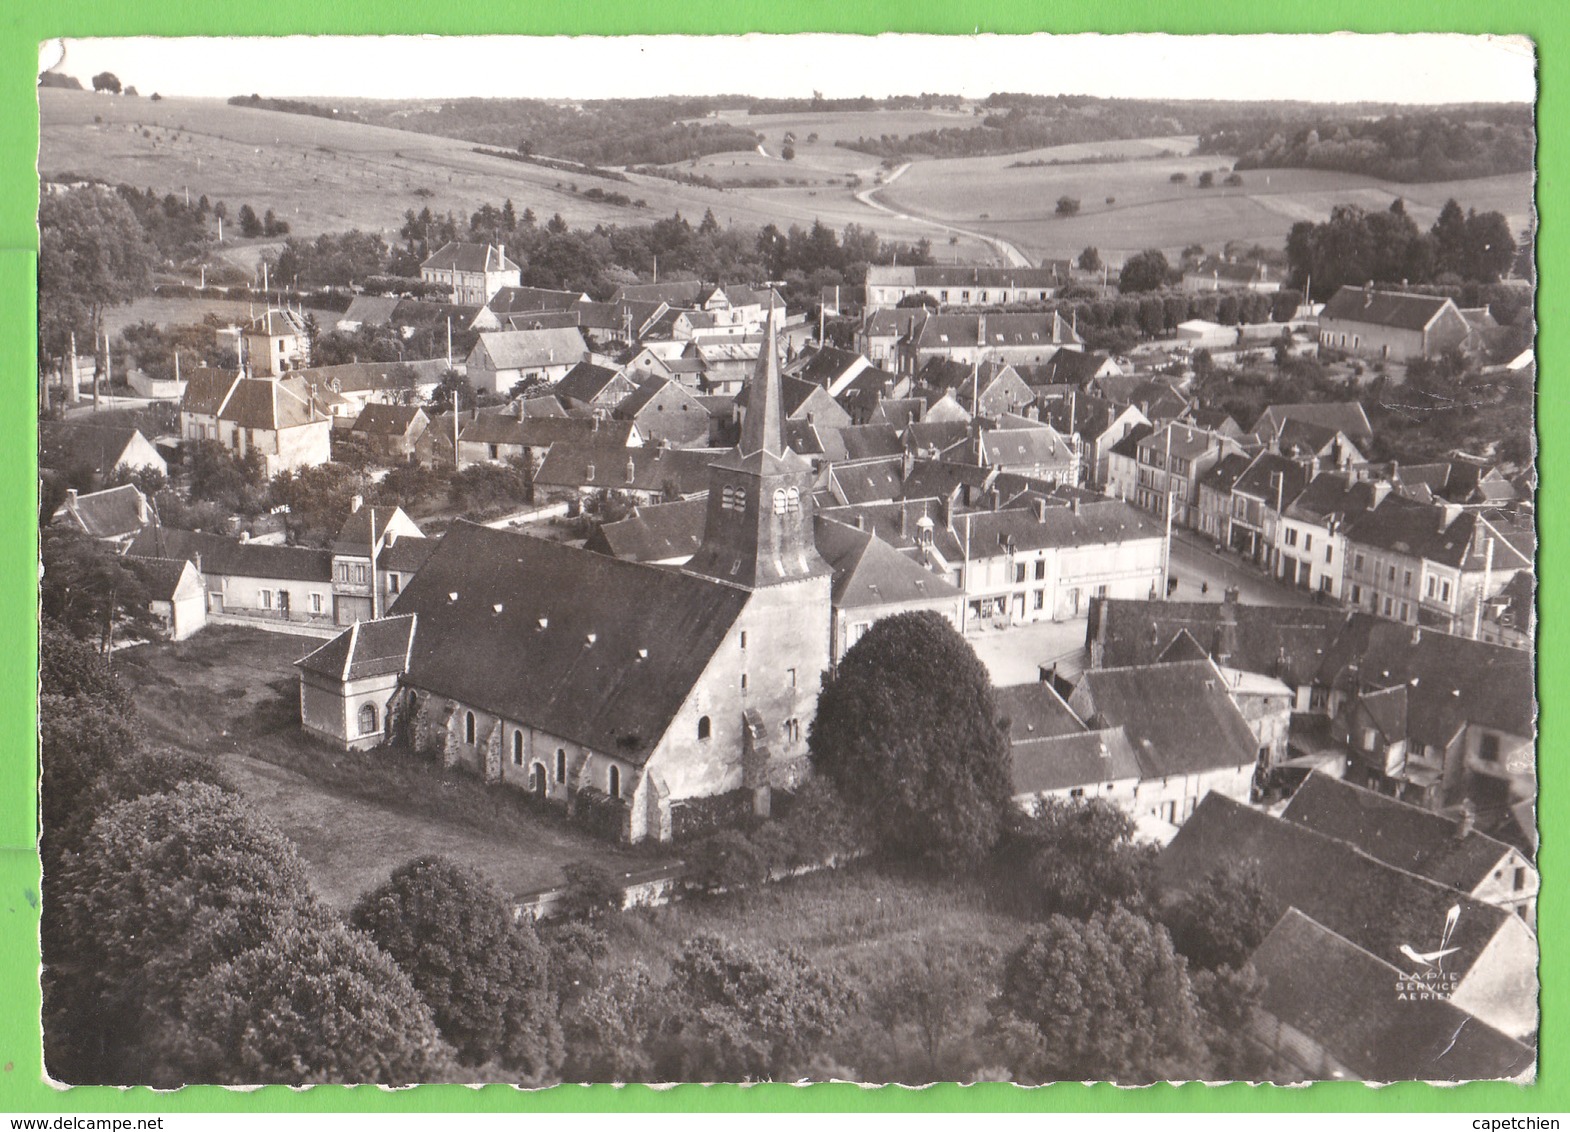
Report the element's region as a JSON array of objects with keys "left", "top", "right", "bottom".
[
  {"left": 786, "top": 487, "right": 801, "bottom": 513},
  {"left": 773, "top": 488, "right": 788, "bottom": 515},
  {"left": 698, "top": 715, "right": 712, "bottom": 741},
  {"left": 359, "top": 702, "right": 378, "bottom": 735},
  {"left": 722, "top": 486, "right": 737, "bottom": 511},
  {"left": 608, "top": 765, "right": 621, "bottom": 799},
  {"left": 465, "top": 711, "right": 476, "bottom": 744}
]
